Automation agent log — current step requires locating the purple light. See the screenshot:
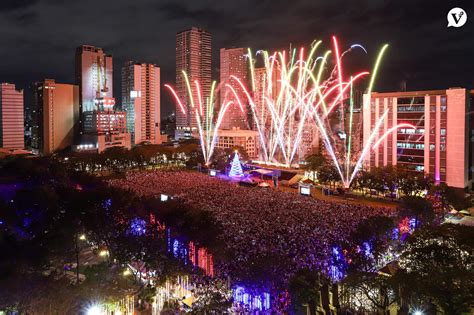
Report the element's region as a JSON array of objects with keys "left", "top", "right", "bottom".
[{"left": 129, "top": 218, "right": 146, "bottom": 236}]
